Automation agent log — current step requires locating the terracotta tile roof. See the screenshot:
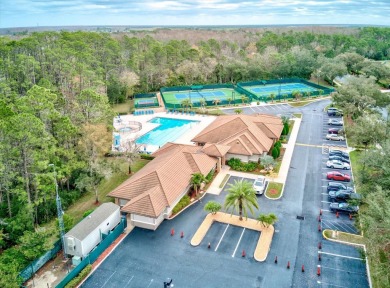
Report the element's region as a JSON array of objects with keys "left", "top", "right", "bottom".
[
  {"left": 192, "top": 114, "right": 283, "bottom": 154},
  {"left": 201, "top": 143, "right": 230, "bottom": 157},
  {"left": 109, "top": 143, "right": 217, "bottom": 218}
]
